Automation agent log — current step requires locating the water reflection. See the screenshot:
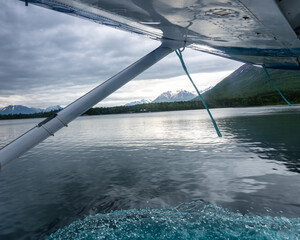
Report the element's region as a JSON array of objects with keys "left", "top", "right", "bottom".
[
  {"left": 220, "top": 113, "right": 300, "bottom": 173},
  {"left": 0, "top": 106, "right": 299, "bottom": 239}
]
